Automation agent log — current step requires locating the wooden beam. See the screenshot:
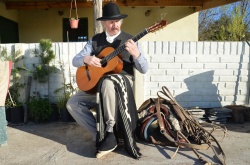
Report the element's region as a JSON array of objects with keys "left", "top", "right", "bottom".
[
  {"left": 5, "top": 2, "right": 94, "bottom": 10},
  {"left": 4, "top": 0, "right": 205, "bottom": 10},
  {"left": 195, "top": 0, "right": 241, "bottom": 12},
  {"left": 4, "top": 0, "right": 241, "bottom": 10},
  {"left": 115, "top": 0, "right": 204, "bottom": 7}
]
